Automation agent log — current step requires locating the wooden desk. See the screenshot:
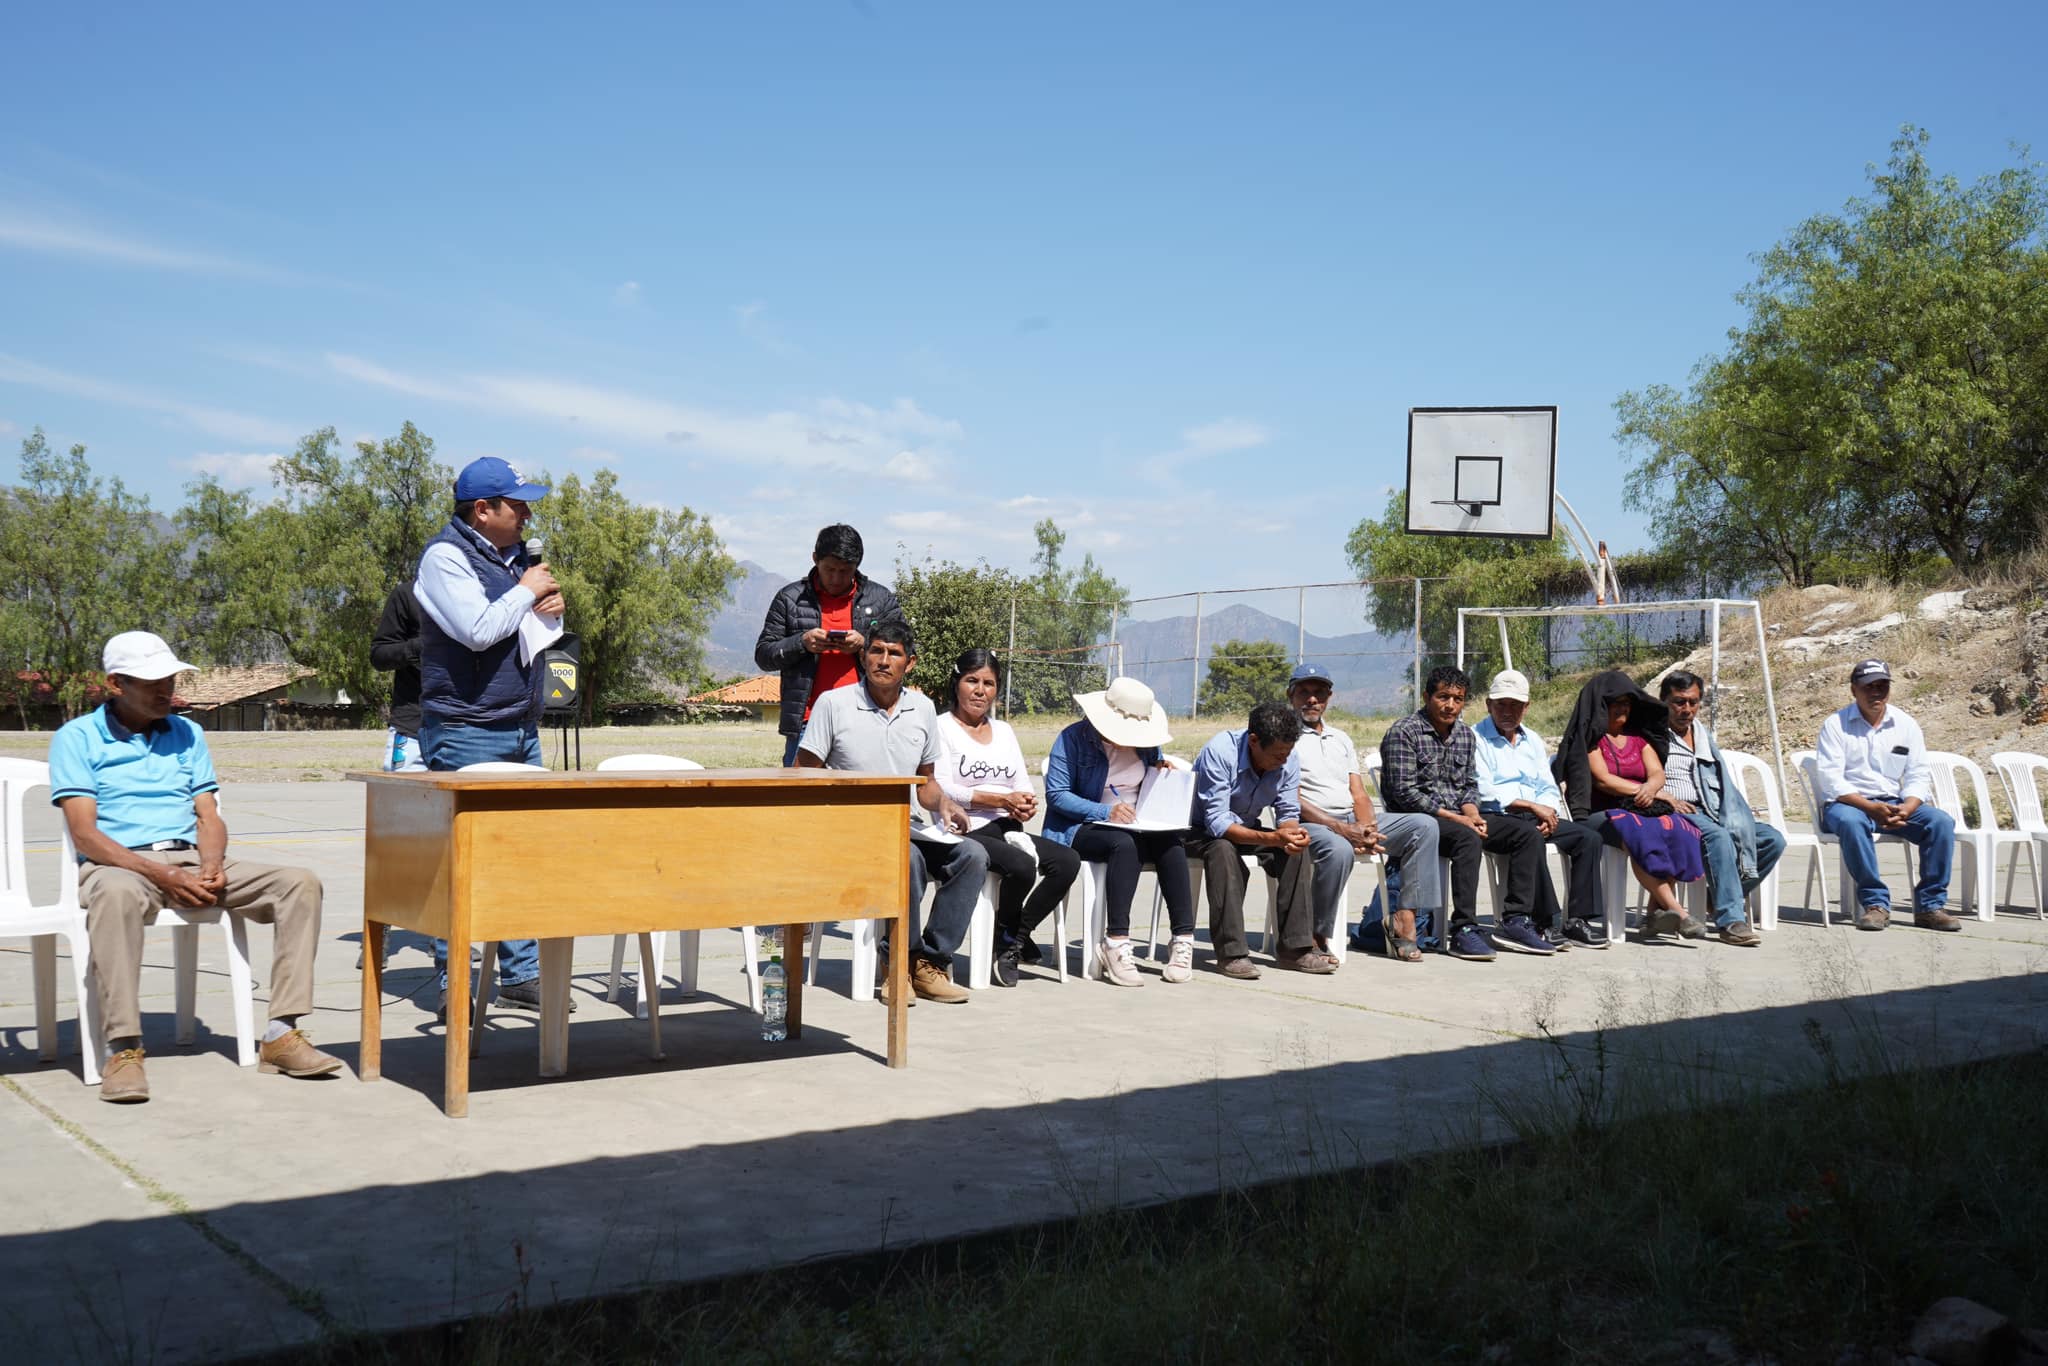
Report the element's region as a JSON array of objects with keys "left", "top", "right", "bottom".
[{"left": 351, "top": 768, "right": 915, "bottom": 1117}]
